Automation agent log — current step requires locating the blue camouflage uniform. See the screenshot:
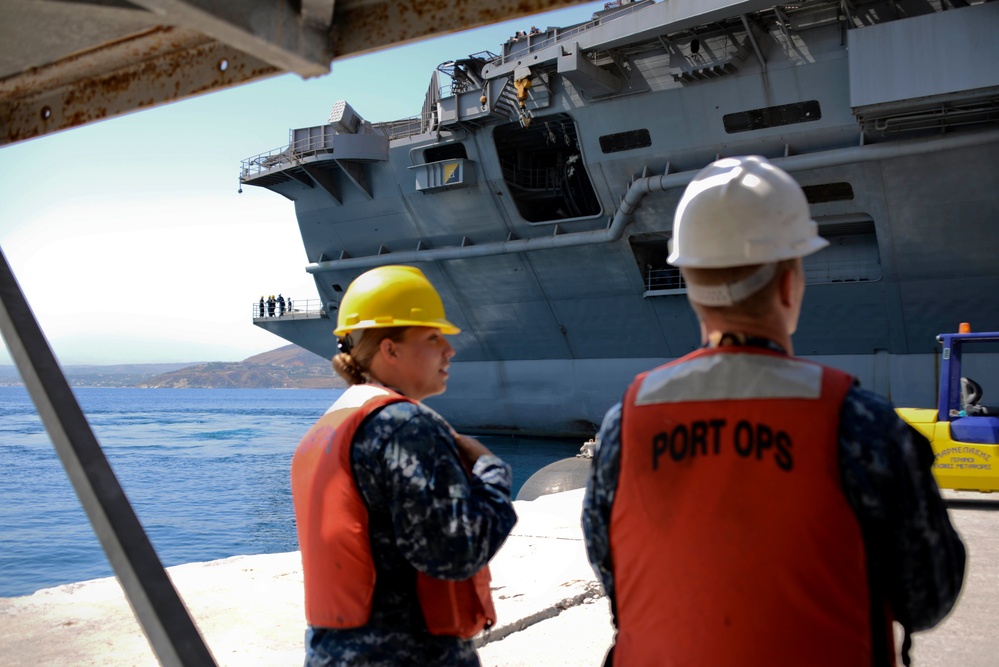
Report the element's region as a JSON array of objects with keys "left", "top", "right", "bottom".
[
  {"left": 305, "top": 399, "right": 517, "bottom": 667},
  {"left": 583, "top": 341, "right": 966, "bottom": 665}
]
